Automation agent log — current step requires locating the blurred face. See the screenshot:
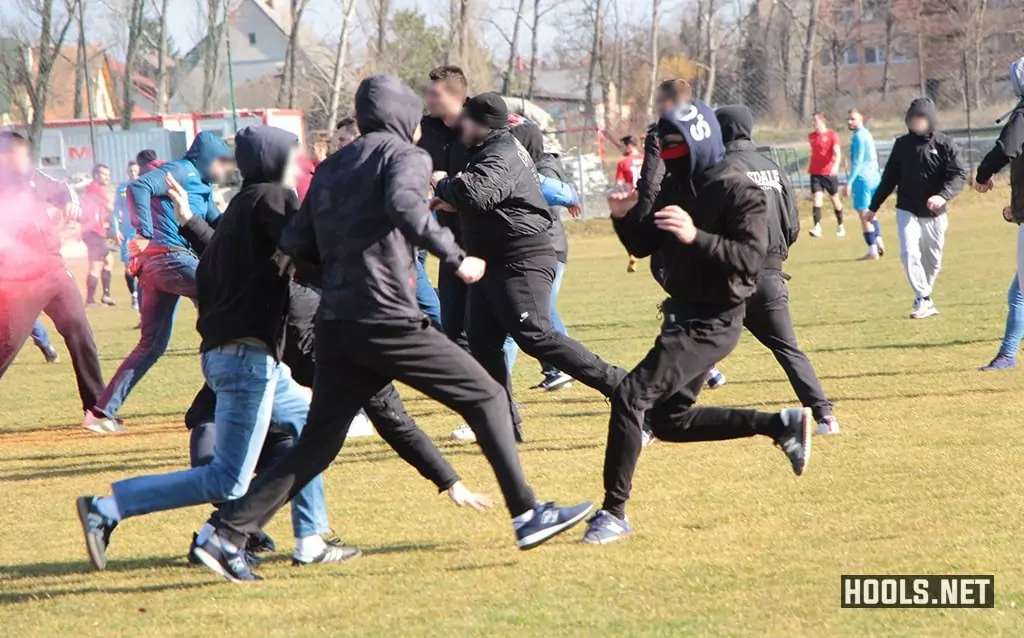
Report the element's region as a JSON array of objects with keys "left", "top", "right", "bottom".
[
  {"left": 847, "top": 111, "right": 863, "bottom": 131},
  {"left": 330, "top": 129, "right": 358, "bottom": 153},
  {"left": 813, "top": 115, "right": 826, "bottom": 132},
  {"left": 426, "top": 81, "right": 464, "bottom": 120},
  {"left": 128, "top": 163, "right": 140, "bottom": 180},
  {"left": 208, "top": 157, "right": 233, "bottom": 183},
  {"left": 908, "top": 115, "right": 931, "bottom": 135},
  {"left": 459, "top": 117, "right": 490, "bottom": 147},
  {"left": 311, "top": 141, "right": 328, "bottom": 163},
  {"left": 2, "top": 144, "right": 33, "bottom": 176},
  {"left": 280, "top": 148, "right": 301, "bottom": 190},
  {"left": 654, "top": 91, "right": 676, "bottom": 115},
  {"left": 94, "top": 167, "right": 111, "bottom": 186}
]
